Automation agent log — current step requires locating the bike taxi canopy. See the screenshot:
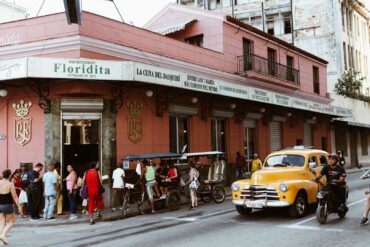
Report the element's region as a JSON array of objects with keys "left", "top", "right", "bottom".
[
  {"left": 180, "top": 151, "right": 225, "bottom": 159},
  {"left": 121, "top": 152, "right": 182, "bottom": 161}
]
